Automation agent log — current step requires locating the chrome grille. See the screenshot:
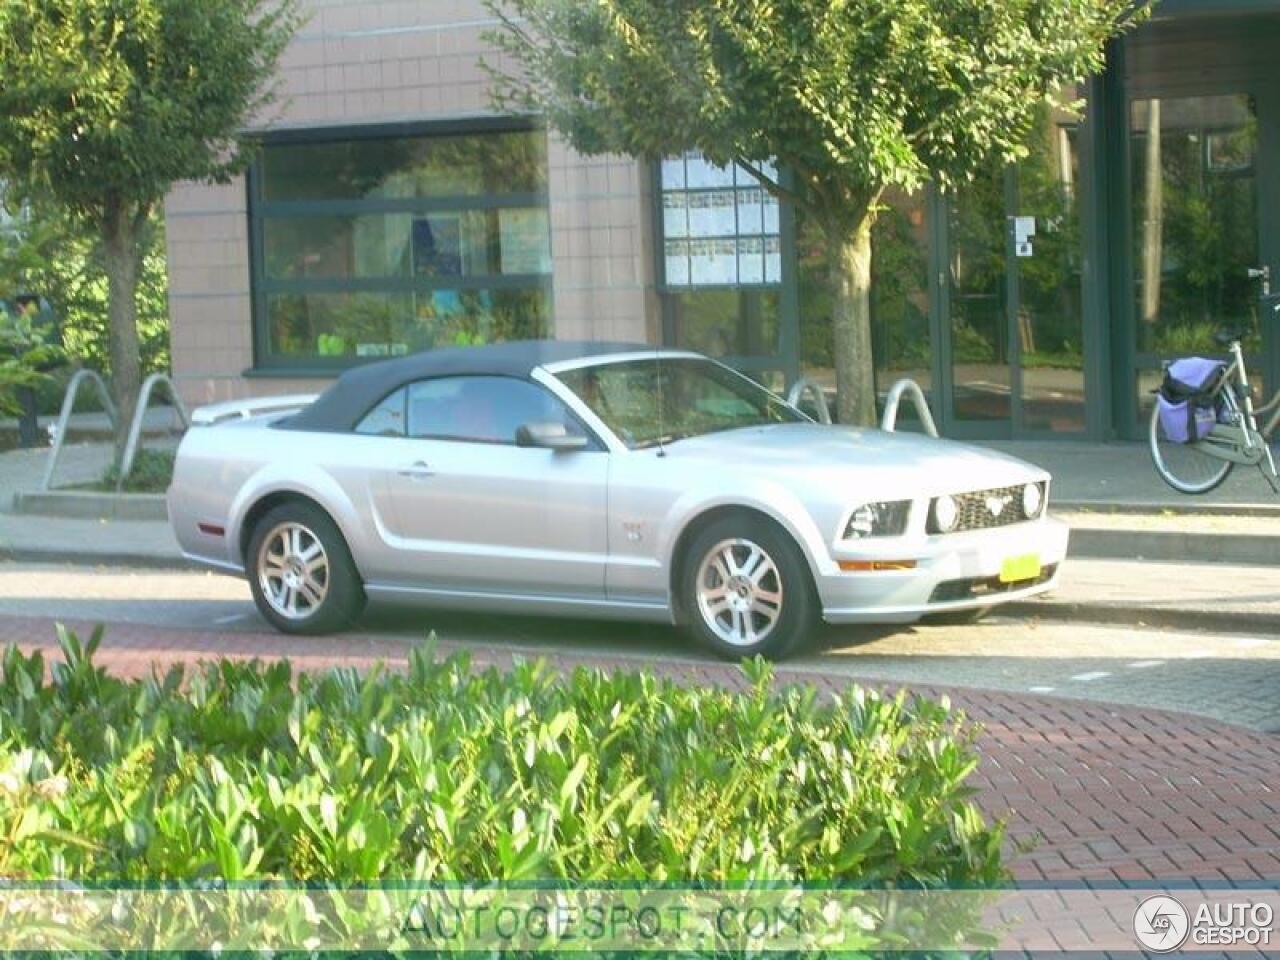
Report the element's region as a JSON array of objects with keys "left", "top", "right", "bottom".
[{"left": 929, "top": 484, "right": 1042, "bottom": 534}]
